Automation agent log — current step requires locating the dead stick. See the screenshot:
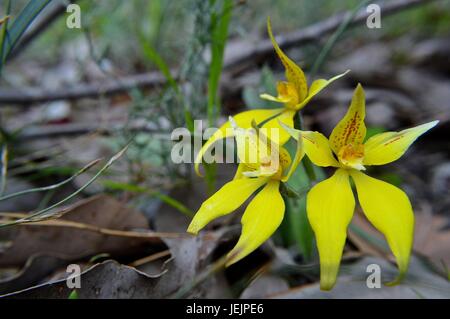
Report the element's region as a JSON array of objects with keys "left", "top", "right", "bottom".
[
  {"left": 16, "top": 121, "right": 168, "bottom": 141},
  {"left": 0, "top": 212, "right": 189, "bottom": 239},
  {"left": 129, "top": 250, "right": 171, "bottom": 267},
  {"left": 0, "top": 0, "right": 436, "bottom": 105}
]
